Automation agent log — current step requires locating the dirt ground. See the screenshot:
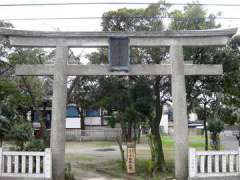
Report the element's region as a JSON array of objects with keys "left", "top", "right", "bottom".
[
  {"left": 65, "top": 141, "right": 155, "bottom": 180},
  {"left": 65, "top": 140, "right": 176, "bottom": 180},
  {"left": 64, "top": 135, "right": 207, "bottom": 180}
]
